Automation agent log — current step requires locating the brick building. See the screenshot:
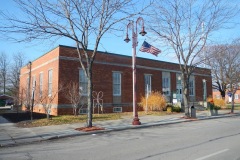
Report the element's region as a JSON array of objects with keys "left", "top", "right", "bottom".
[
  {"left": 212, "top": 89, "right": 240, "bottom": 103},
  {"left": 19, "top": 45, "right": 212, "bottom": 115}
]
